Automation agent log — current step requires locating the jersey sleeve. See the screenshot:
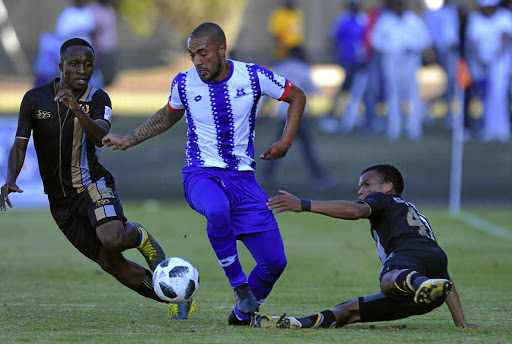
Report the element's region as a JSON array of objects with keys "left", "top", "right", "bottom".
[
  {"left": 255, "top": 65, "right": 292, "bottom": 101},
  {"left": 359, "top": 192, "right": 389, "bottom": 214},
  {"left": 167, "top": 73, "right": 185, "bottom": 111},
  {"left": 15, "top": 91, "right": 34, "bottom": 139},
  {"left": 90, "top": 89, "right": 112, "bottom": 127}
]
